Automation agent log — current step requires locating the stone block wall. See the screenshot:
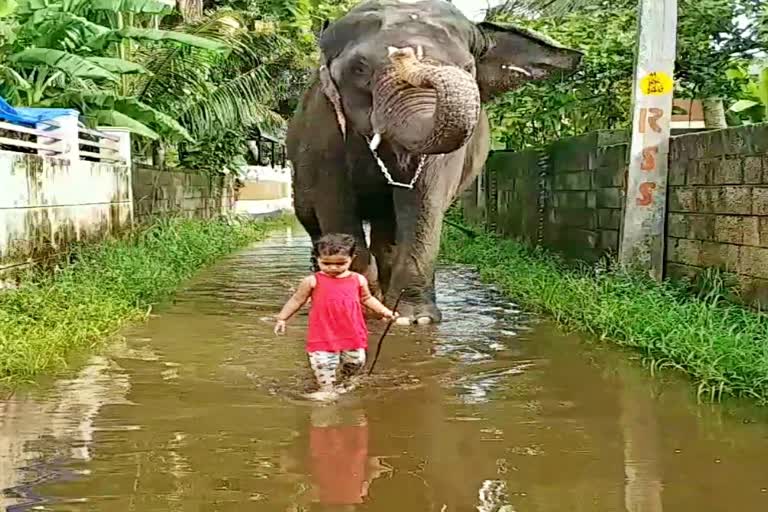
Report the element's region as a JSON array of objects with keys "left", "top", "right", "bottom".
[
  {"left": 485, "top": 148, "right": 540, "bottom": 245},
  {"left": 473, "top": 130, "right": 627, "bottom": 262},
  {"left": 463, "top": 124, "right": 768, "bottom": 307},
  {"left": 132, "top": 166, "right": 234, "bottom": 223},
  {"left": 544, "top": 131, "right": 627, "bottom": 262},
  {"left": 665, "top": 125, "right": 768, "bottom": 305}
]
